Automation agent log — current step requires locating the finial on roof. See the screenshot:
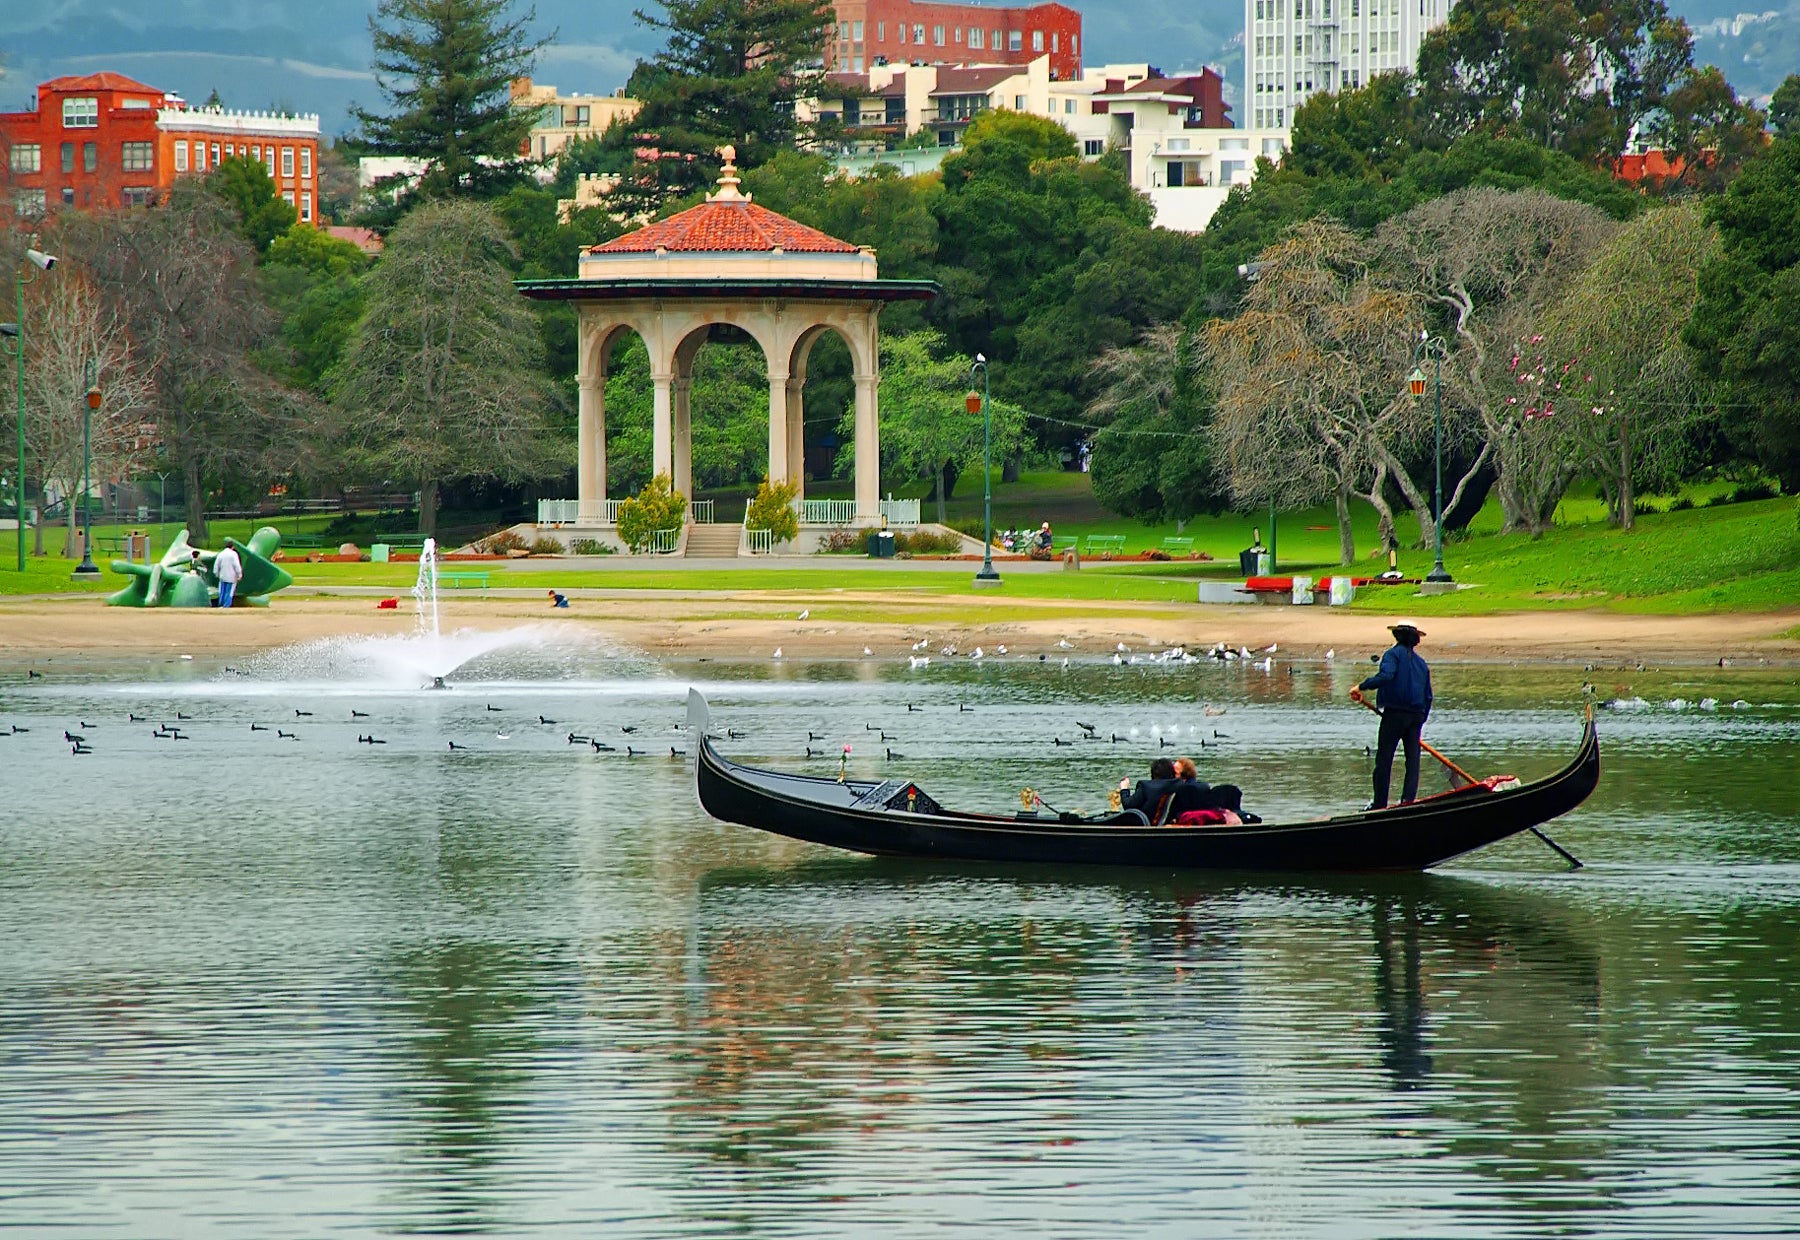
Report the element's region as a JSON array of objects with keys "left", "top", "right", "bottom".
[{"left": 710, "top": 143, "right": 750, "bottom": 202}]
